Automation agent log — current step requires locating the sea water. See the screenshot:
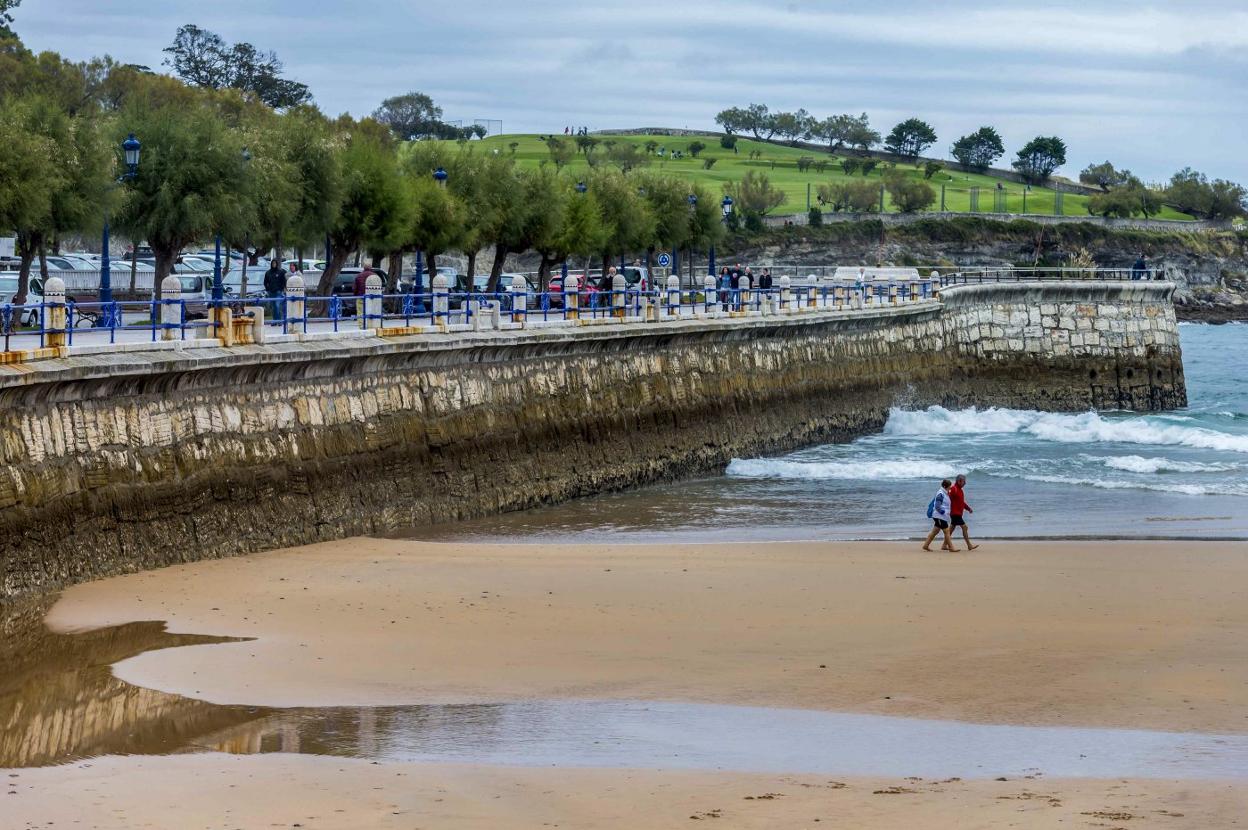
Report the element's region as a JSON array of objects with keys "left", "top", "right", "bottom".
[{"left": 421, "top": 323, "right": 1248, "bottom": 541}]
